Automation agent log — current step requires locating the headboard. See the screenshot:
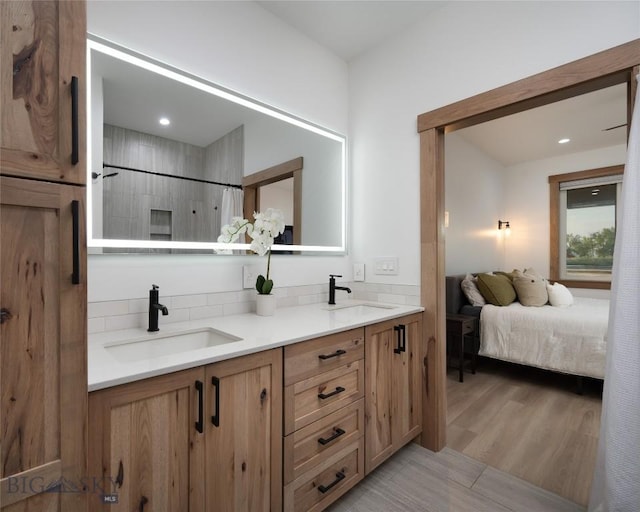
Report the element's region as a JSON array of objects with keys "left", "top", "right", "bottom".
[{"left": 446, "top": 274, "right": 469, "bottom": 315}]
